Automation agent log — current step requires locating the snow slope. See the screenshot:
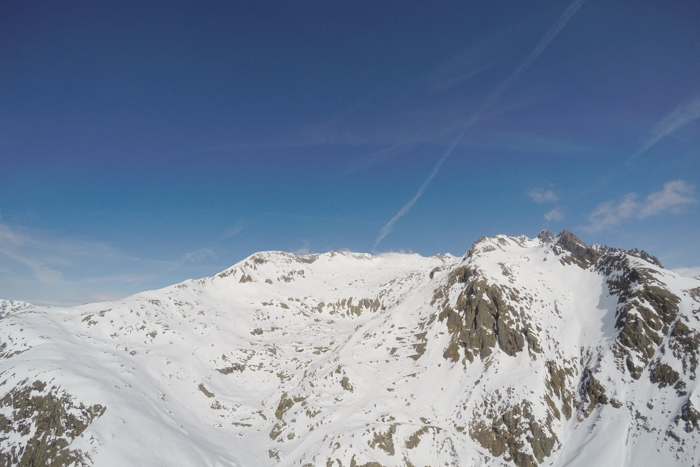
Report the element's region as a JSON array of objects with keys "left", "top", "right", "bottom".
[{"left": 1, "top": 231, "right": 699, "bottom": 466}]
